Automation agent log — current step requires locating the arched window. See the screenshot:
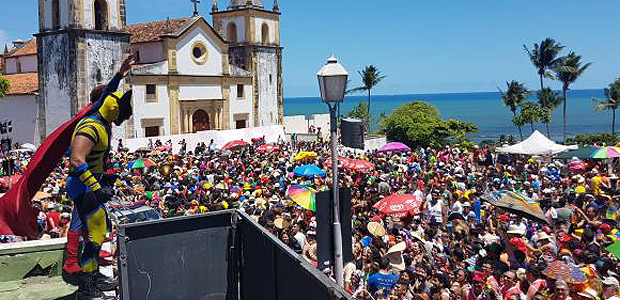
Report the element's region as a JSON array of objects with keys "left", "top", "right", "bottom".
[
  {"left": 94, "top": 0, "right": 108, "bottom": 30},
  {"left": 227, "top": 23, "right": 237, "bottom": 44},
  {"left": 261, "top": 23, "right": 269, "bottom": 45},
  {"left": 51, "top": 0, "right": 60, "bottom": 30}
]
